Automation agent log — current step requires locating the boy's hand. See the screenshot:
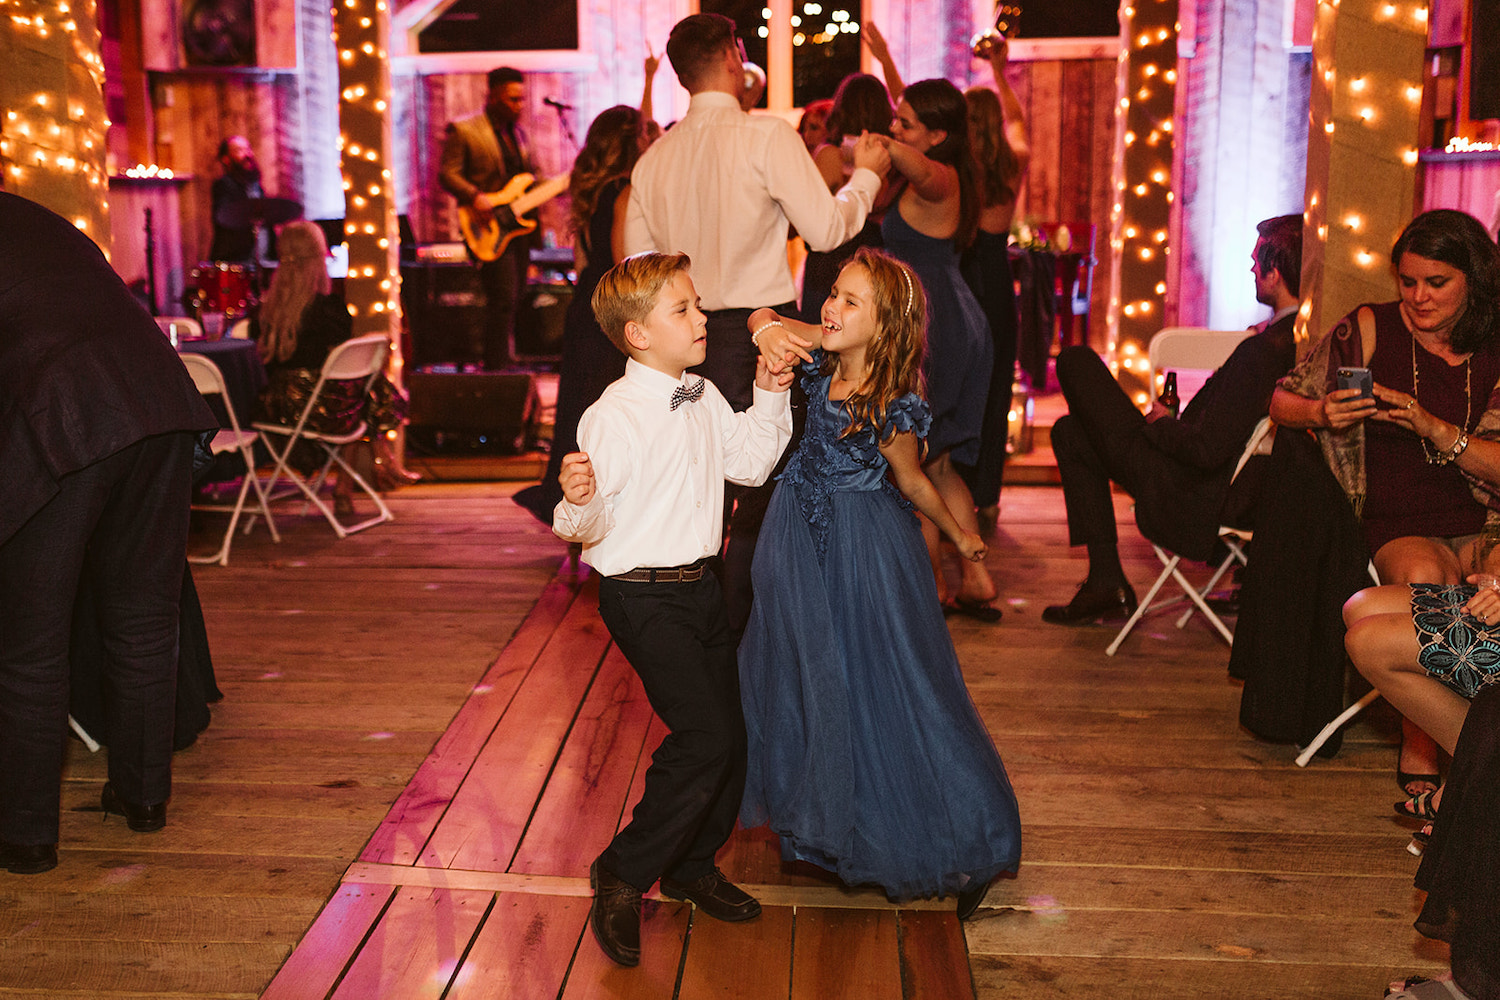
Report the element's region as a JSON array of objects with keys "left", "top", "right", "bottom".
[
  {"left": 559, "top": 452, "right": 596, "bottom": 506},
  {"left": 955, "top": 530, "right": 988, "bottom": 563},
  {"left": 754, "top": 355, "right": 794, "bottom": 392}
]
